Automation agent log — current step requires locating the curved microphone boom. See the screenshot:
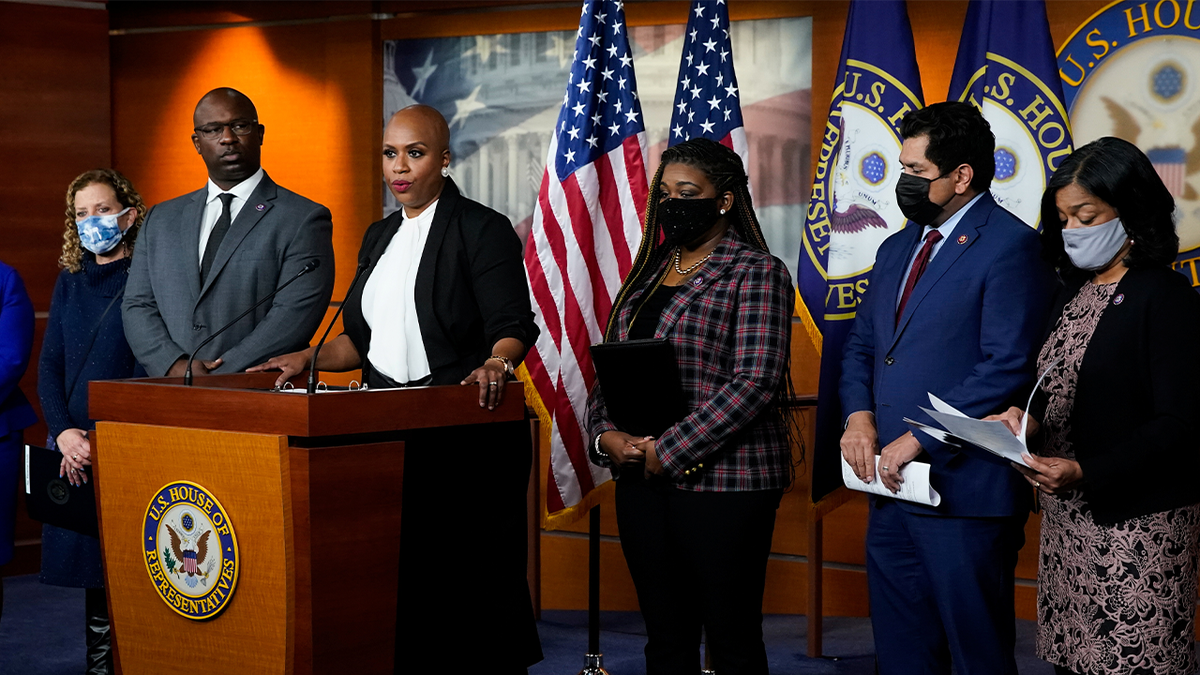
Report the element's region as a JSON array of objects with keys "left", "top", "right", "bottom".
[
  {"left": 184, "top": 258, "right": 321, "bottom": 386},
  {"left": 307, "top": 261, "right": 370, "bottom": 394}
]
